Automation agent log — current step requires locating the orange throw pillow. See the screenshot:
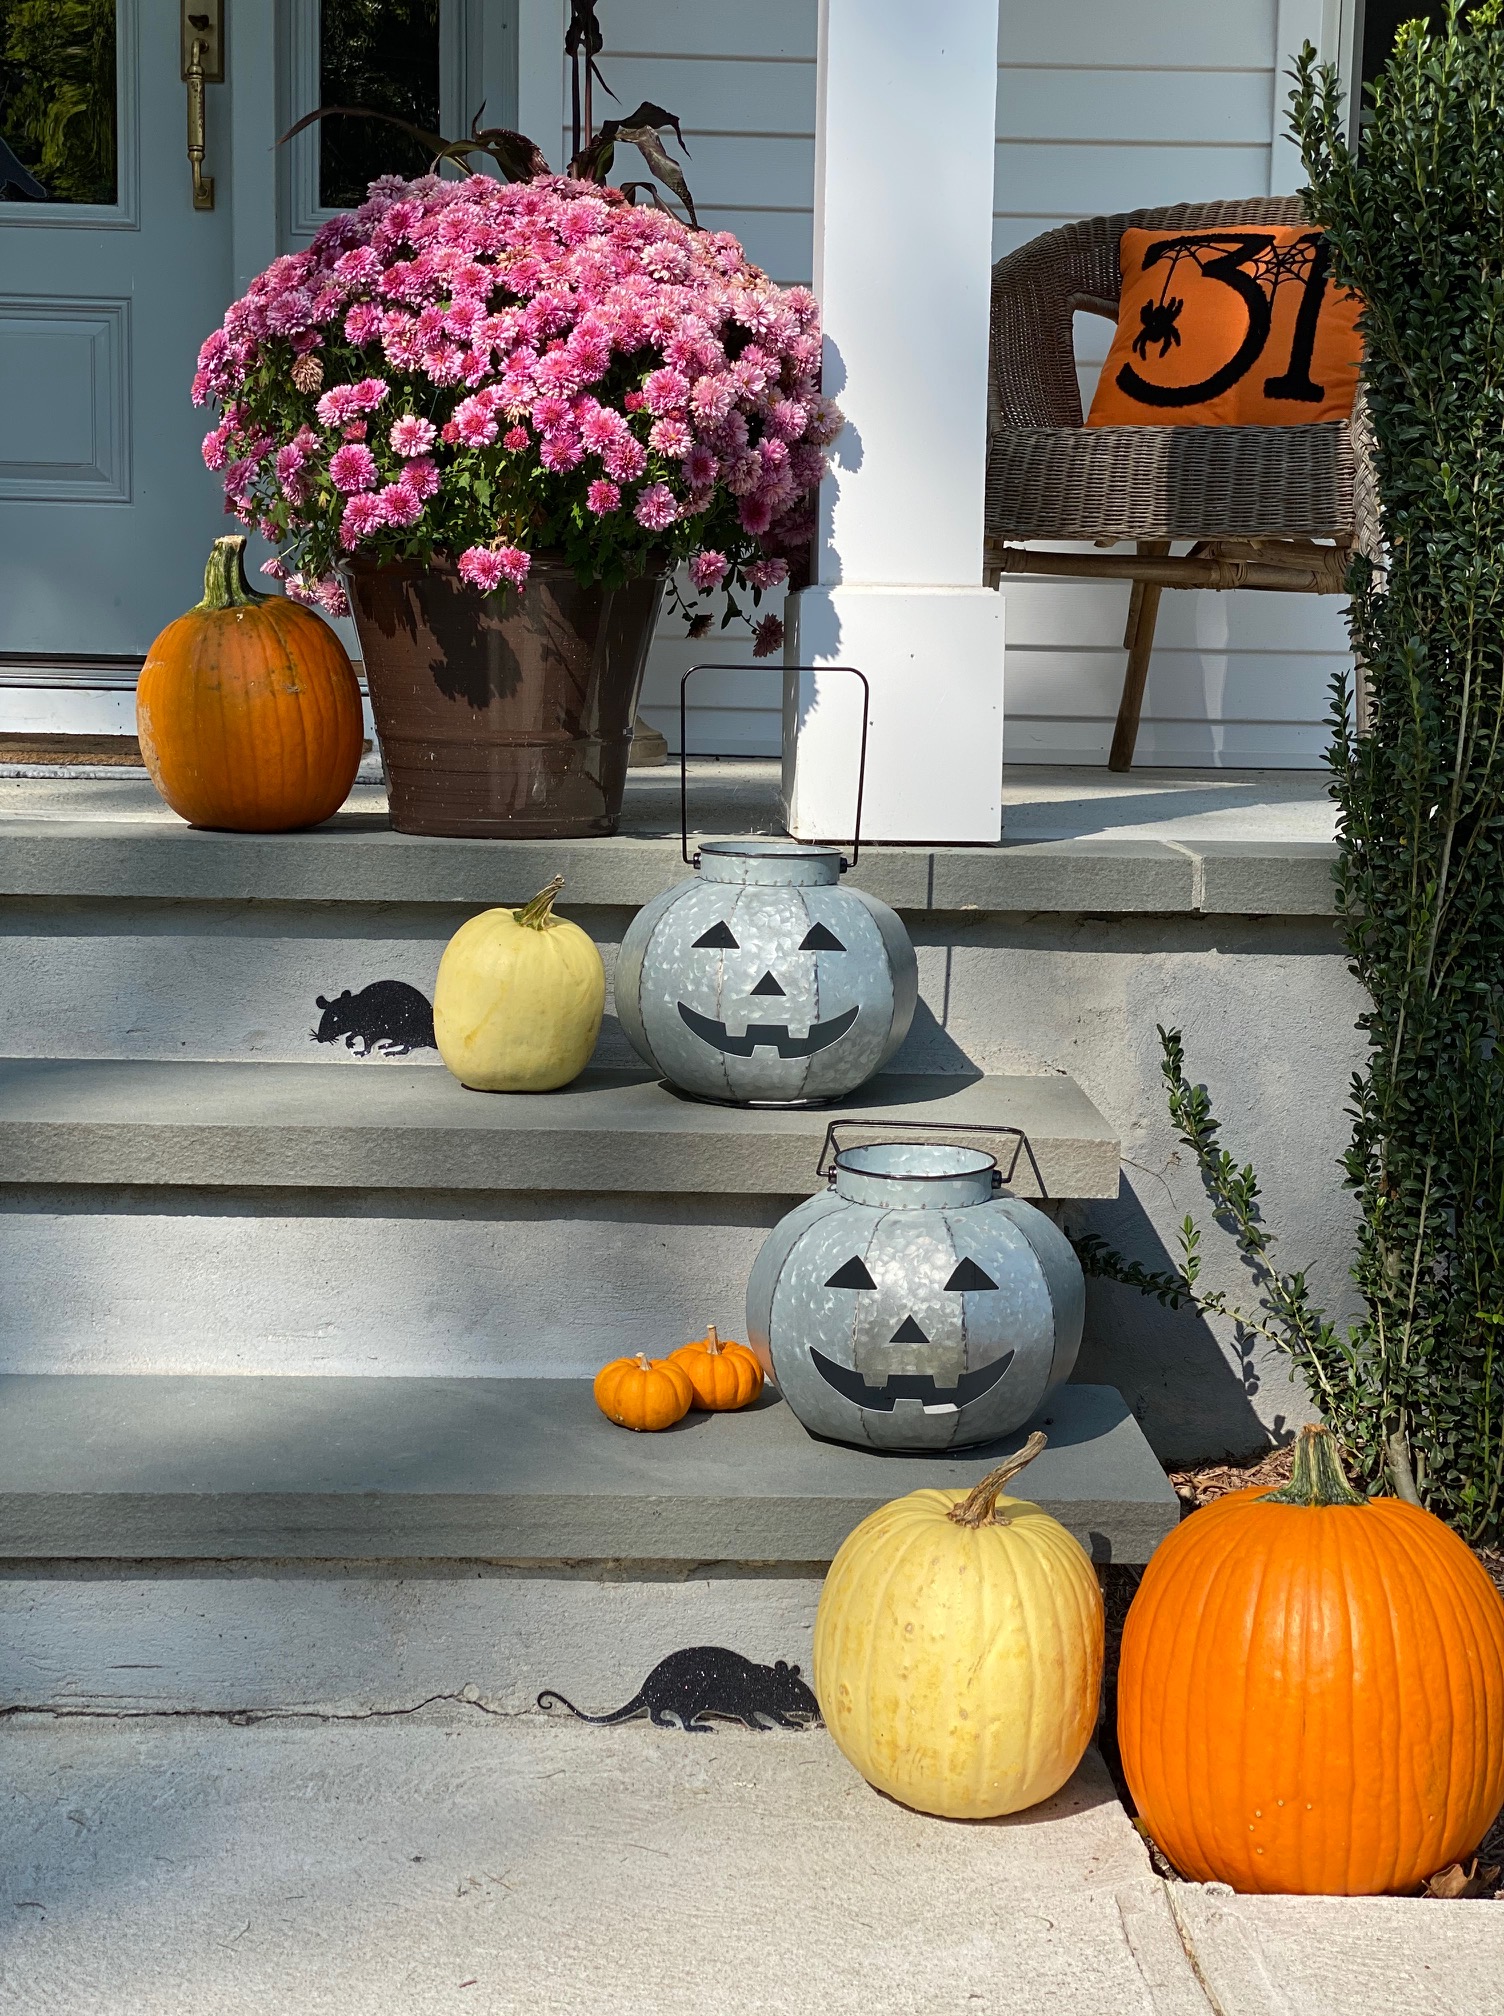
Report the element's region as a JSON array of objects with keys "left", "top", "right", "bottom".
[{"left": 1086, "top": 225, "right": 1362, "bottom": 428}]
